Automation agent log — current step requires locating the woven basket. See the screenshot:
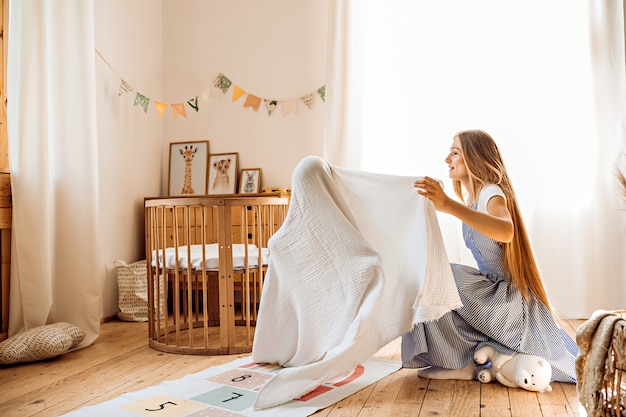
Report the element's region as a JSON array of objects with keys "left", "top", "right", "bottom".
[
  {"left": 577, "top": 309, "right": 626, "bottom": 417},
  {"left": 603, "top": 310, "right": 625, "bottom": 416},
  {"left": 114, "top": 260, "right": 149, "bottom": 322}
]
